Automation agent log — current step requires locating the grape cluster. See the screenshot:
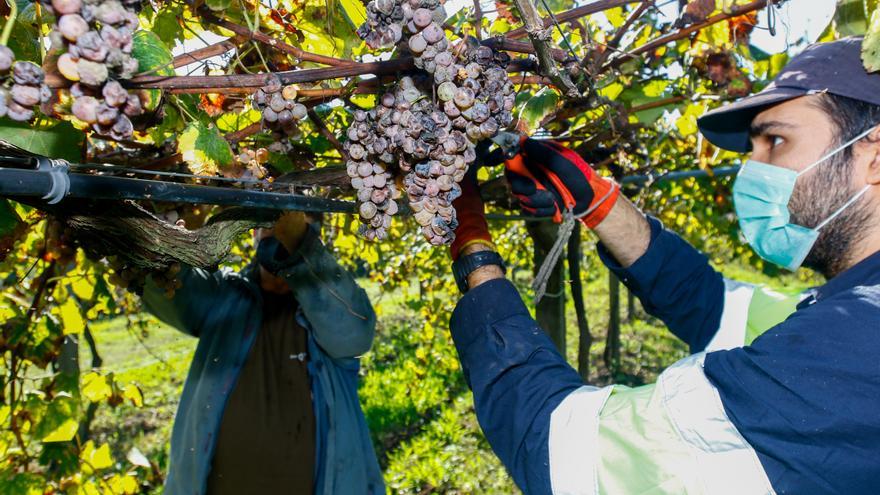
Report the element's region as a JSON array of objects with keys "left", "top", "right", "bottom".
[
  {"left": 251, "top": 76, "right": 309, "bottom": 138},
  {"left": 344, "top": 76, "right": 471, "bottom": 244},
  {"left": 0, "top": 46, "right": 52, "bottom": 122},
  {"left": 47, "top": 0, "right": 146, "bottom": 140},
  {"left": 344, "top": 107, "right": 401, "bottom": 241},
  {"left": 437, "top": 46, "right": 515, "bottom": 139},
  {"left": 356, "top": 0, "right": 445, "bottom": 50},
  {"left": 107, "top": 256, "right": 182, "bottom": 298},
  {"left": 349, "top": 0, "right": 516, "bottom": 244}
]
